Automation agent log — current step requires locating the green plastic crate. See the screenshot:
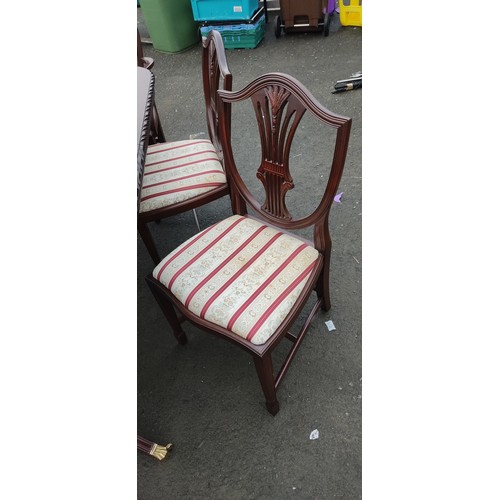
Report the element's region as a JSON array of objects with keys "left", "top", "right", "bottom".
[
  {"left": 220, "top": 28, "right": 264, "bottom": 49},
  {"left": 200, "top": 12, "right": 265, "bottom": 49}
]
